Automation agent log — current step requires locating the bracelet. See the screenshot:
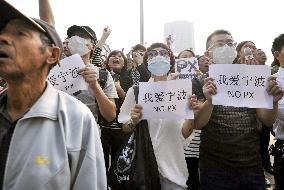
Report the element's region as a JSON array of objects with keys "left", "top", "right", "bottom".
[{"left": 128, "top": 119, "right": 135, "bottom": 130}]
